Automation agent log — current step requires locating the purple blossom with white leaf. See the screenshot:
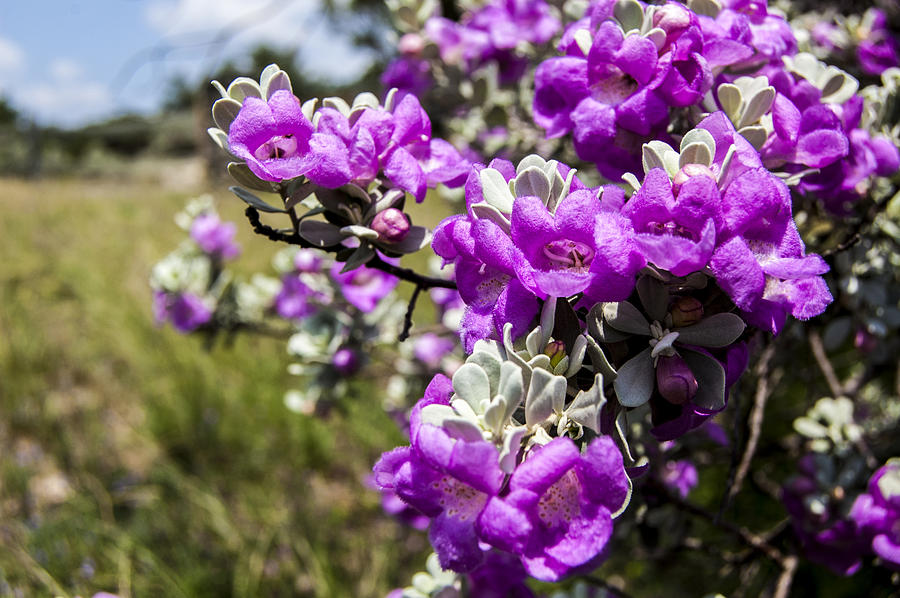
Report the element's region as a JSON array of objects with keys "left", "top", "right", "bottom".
[
  {"left": 153, "top": 290, "right": 212, "bottom": 333},
  {"left": 330, "top": 261, "right": 399, "bottom": 313},
  {"left": 190, "top": 213, "right": 241, "bottom": 260},
  {"left": 850, "top": 460, "right": 900, "bottom": 568}
]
